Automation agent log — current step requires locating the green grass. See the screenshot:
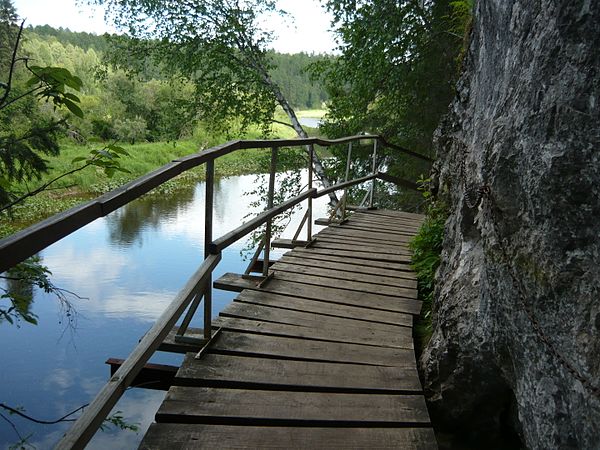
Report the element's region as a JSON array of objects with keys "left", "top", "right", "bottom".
[{"left": 0, "top": 116, "right": 326, "bottom": 238}]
